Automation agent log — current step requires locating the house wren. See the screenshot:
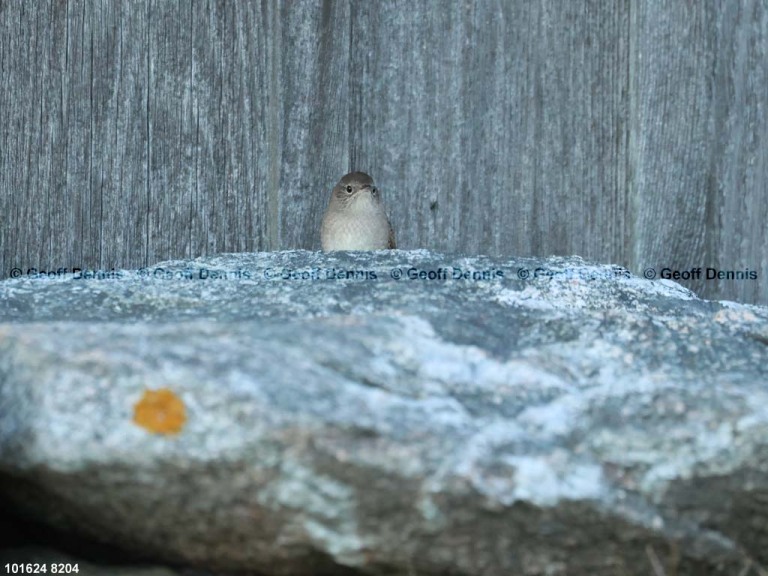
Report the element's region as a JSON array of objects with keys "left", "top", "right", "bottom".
[{"left": 320, "top": 172, "right": 396, "bottom": 251}]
